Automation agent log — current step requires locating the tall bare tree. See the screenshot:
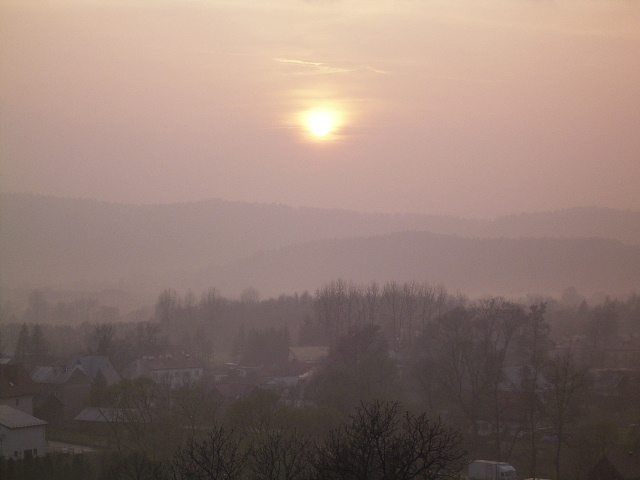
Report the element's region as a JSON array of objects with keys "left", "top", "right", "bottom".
[
  {"left": 544, "top": 350, "right": 589, "bottom": 480},
  {"left": 518, "top": 303, "right": 551, "bottom": 479}
]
